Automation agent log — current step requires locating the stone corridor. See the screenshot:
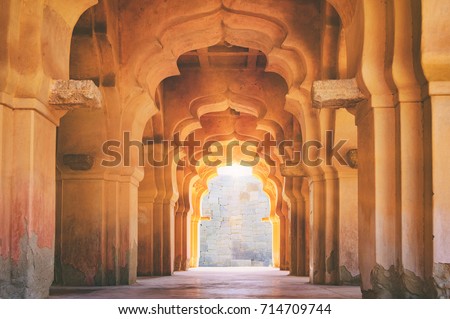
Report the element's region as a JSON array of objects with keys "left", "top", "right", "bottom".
[{"left": 1, "top": 0, "right": 450, "bottom": 299}]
